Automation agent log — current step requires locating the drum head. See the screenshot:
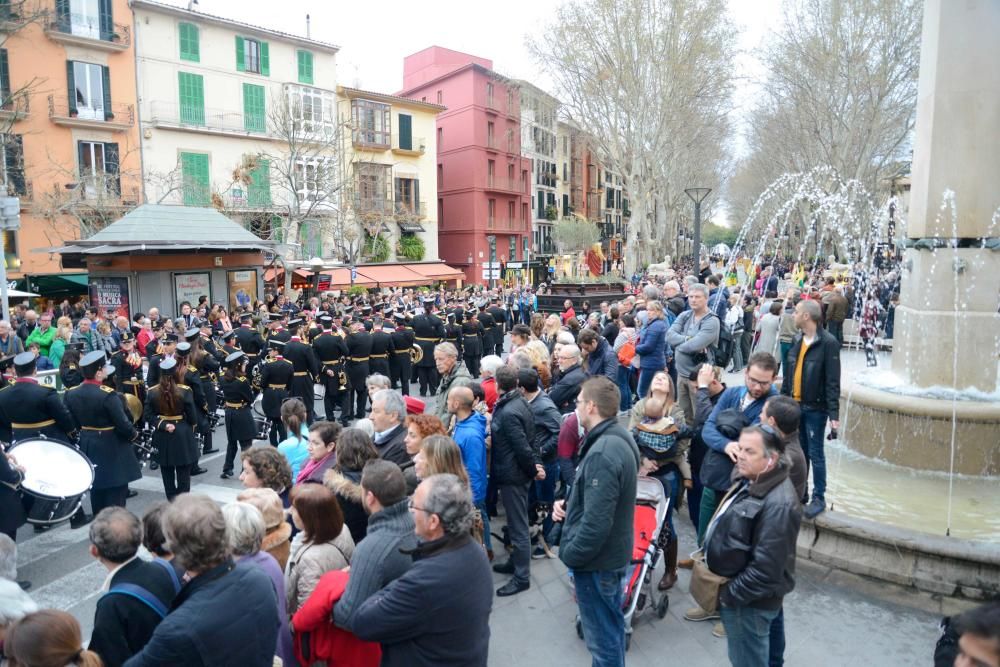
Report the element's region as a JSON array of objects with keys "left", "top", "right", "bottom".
[{"left": 11, "top": 439, "right": 94, "bottom": 498}]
